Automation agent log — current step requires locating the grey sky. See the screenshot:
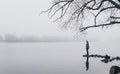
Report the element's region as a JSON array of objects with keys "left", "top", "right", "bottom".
[{"left": 0, "top": 0, "right": 120, "bottom": 40}]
